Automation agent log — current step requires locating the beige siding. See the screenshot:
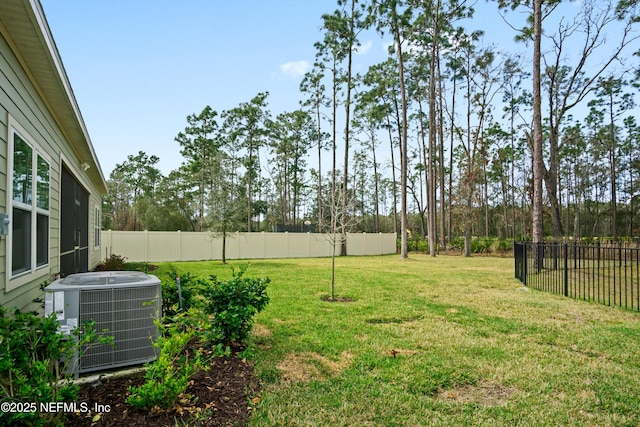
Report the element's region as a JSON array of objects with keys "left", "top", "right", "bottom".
[
  {"left": 102, "top": 231, "right": 397, "bottom": 263},
  {"left": 0, "top": 31, "right": 103, "bottom": 310},
  {"left": 0, "top": 99, "right": 5, "bottom": 284}
]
